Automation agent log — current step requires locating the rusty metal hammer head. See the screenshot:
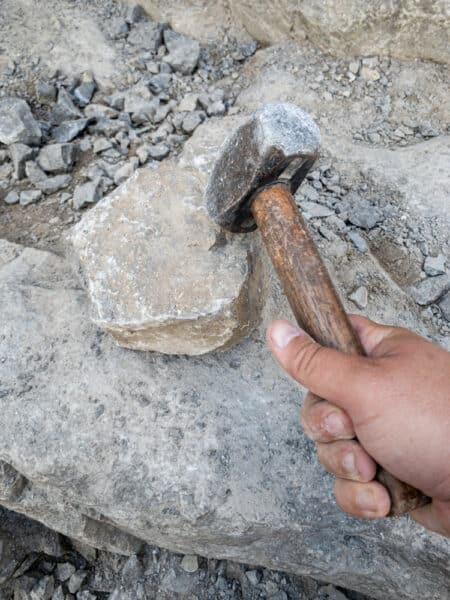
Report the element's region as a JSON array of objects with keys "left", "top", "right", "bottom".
[{"left": 206, "top": 102, "right": 320, "bottom": 232}]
